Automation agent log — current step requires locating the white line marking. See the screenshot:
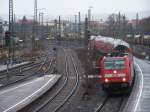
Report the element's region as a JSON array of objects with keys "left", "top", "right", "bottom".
[
  {"left": 3, "top": 76, "right": 55, "bottom": 112},
  {"left": 133, "top": 62, "right": 144, "bottom": 112},
  {"left": 0, "top": 77, "right": 43, "bottom": 95}
]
